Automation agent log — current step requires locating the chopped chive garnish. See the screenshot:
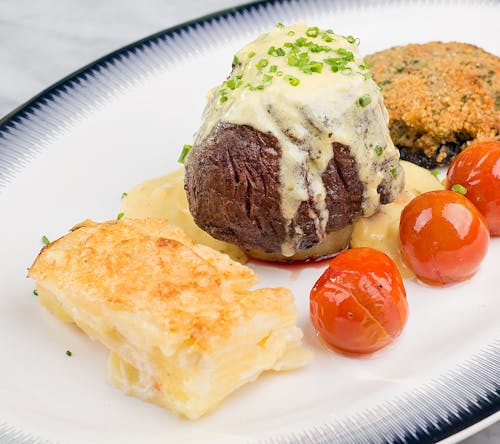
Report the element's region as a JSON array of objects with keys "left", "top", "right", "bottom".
[
  {"left": 66, "top": 350, "right": 72, "bottom": 357},
  {"left": 121, "top": 192, "right": 128, "bottom": 199},
  {"left": 285, "top": 75, "right": 300, "bottom": 86},
  {"left": 390, "top": 167, "right": 398, "bottom": 179},
  {"left": 322, "top": 34, "right": 333, "bottom": 42},
  {"left": 346, "top": 35, "right": 358, "bottom": 44},
  {"left": 276, "top": 71, "right": 283, "bottom": 76},
  {"left": 374, "top": 145, "right": 384, "bottom": 156},
  {"left": 248, "top": 51, "right": 256, "bottom": 59},
  {"left": 358, "top": 94, "right": 372, "bottom": 107},
  {"left": 276, "top": 22, "right": 284, "bottom": 28},
  {"left": 232, "top": 55, "right": 239, "bottom": 65},
  {"left": 178, "top": 144, "right": 192, "bottom": 163},
  {"left": 257, "top": 58, "right": 268, "bottom": 68},
  {"left": 263, "top": 74, "right": 273, "bottom": 82},
  {"left": 269, "top": 46, "right": 285, "bottom": 56},
  {"left": 33, "top": 289, "right": 38, "bottom": 297},
  {"left": 42, "top": 235, "right": 50, "bottom": 246},
  {"left": 269, "top": 65, "right": 278, "bottom": 73},
  {"left": 288, "top": 30, "right": 295, "bottom": 36},
  {"left": 117, "top": 212, "right": 124, "bottom": 220},
  {"left": 431, "top": 169, "right": 440, "bottom": 178},
  {"left": 451, "top": 184, "right": 467, "bottom": 195},
  {"left": 306, "top": 27, "right": 319, "bottom": 37},
  {"left": 220, "top": 95, "right": 228, "bottom": 103},
  {"left": 309, "top": 62, "right": 323, "bottom": 73}
]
